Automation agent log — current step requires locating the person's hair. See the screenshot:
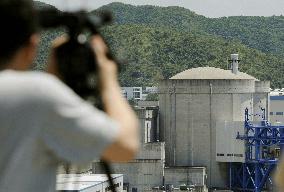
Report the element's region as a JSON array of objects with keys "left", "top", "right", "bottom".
[{"left": 0, "top": 0, "right": 37, "bottom": 66}]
